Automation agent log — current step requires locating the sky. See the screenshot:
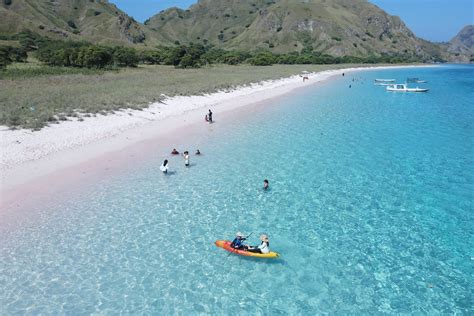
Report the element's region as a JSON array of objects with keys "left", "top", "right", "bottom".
[{"left": 110, "top": 0, "right": 474, "bottom": 42}]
